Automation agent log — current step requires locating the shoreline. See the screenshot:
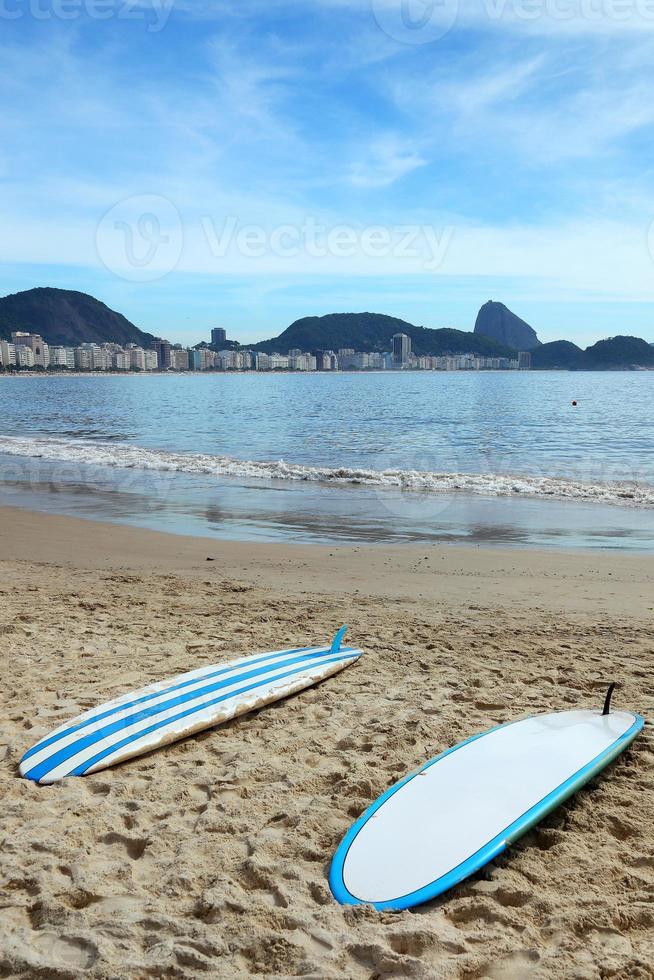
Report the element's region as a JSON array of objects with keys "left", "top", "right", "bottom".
[
  {"left": 1, "top": 503, "right": 653, "bottom": 617},
  {"left": 2, "top": 367, "right": 654, "bottom": 377}
]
